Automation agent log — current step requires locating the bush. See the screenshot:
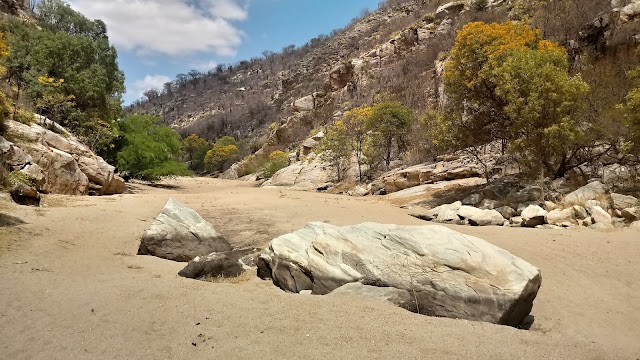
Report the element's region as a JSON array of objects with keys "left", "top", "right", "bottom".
[
  {"left": 204, "top": 143, "right": 240, "bottom": 173},
  {"left": 116, "top": 114, "right": 190, "bottom": 181},
  {"left": 261, "top": 150, "right": 289, "bottom": 178},
  {"left": 13, "top": 108, "right": 35, "bottom": 124}
]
